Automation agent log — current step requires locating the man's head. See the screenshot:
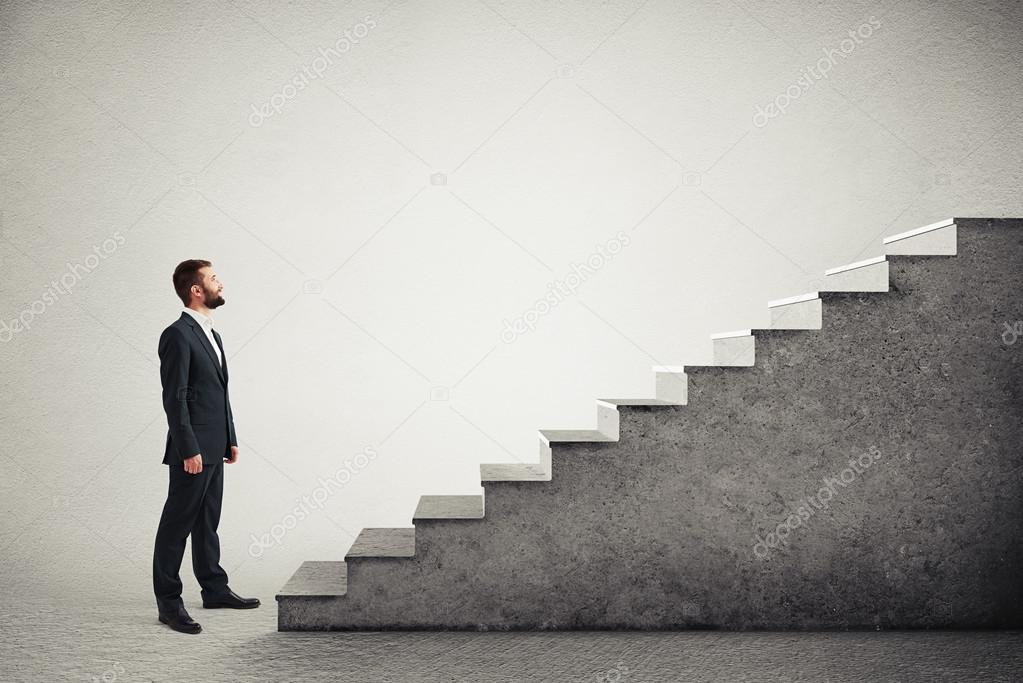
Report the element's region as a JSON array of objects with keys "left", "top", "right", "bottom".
[{"left": 173, "top": 259, "right": 225, "bottom": 309}]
